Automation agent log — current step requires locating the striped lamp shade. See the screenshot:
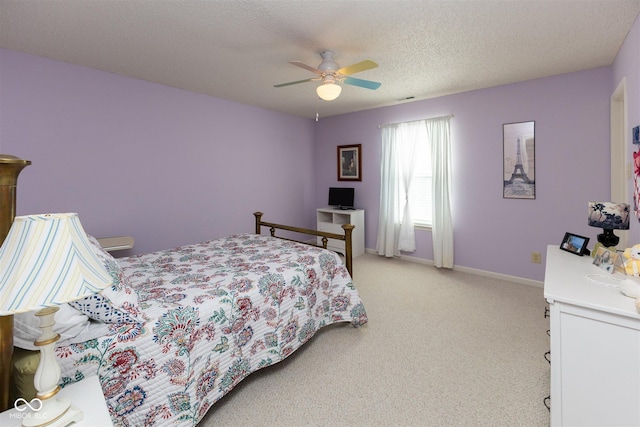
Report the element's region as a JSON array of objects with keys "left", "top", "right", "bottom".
[{"left": 0, "top": 213, "right": 112, "bottom": 315}]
